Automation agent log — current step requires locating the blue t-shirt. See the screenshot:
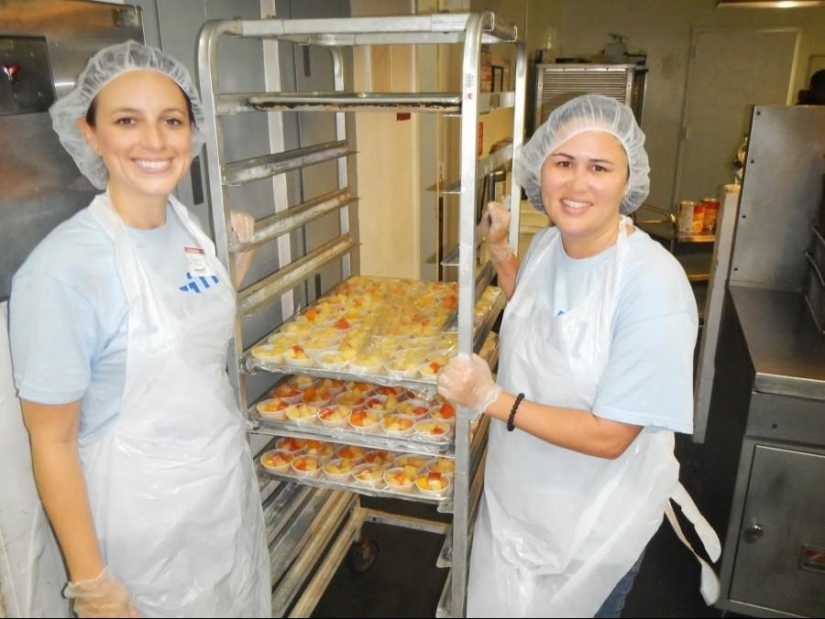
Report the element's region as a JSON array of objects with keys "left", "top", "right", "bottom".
[
  {"left": 9, "top": 203, "right": 223, "bottom": 445},
  {"left": 519, "top": 226, "right": 697, "bottom": 434}
]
